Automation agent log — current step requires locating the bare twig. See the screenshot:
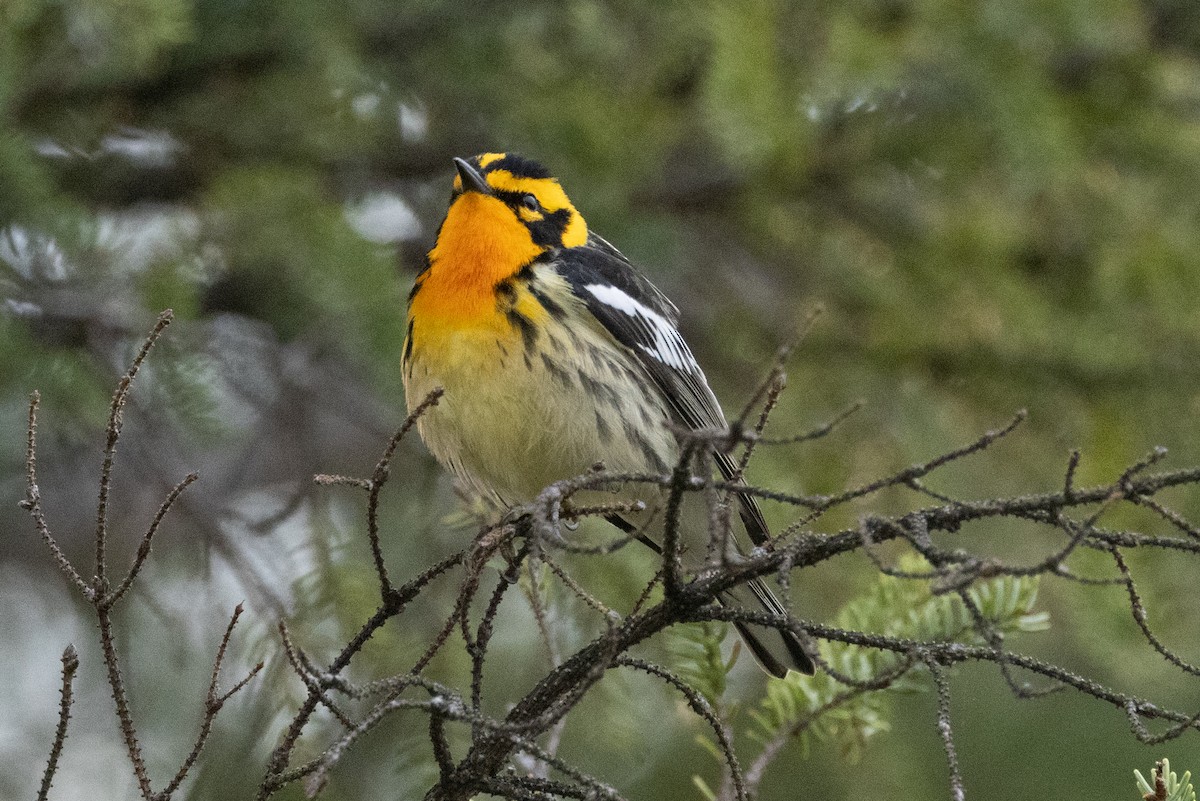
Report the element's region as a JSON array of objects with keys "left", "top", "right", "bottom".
[
  {"left": 24, "top": 311, "right": 261, "bottom": 801},
  {"left": 929, "top": 660, "right": 965, "bottom": 801},
  {"left": 731, "top": 304, "right": 823, "bottom": 431},
  {"left": 159, "top": 605, "right": 264, "bottom": 799},
  {"left": 36, "top": 645, "right": 80, "bottom": 801},
  {"left": 21, "top": 392, "right": 90, "bottom": 596},
  {"left": 734, "top": 372, "right": 784, "bottom": 478},
  {"left": 806, "top": 409, "right": 1028, "bottom": 513},
  {"left": 661, "top": 441, "right": 699, "bottom": 599},
  {"left": 95, "top": 309, "right": 174, "bottom": 587},
  {"left": 96, "top": 575, "right": 153, "bottom": 796},
  {"left": 1063, "top": 449, "right": 1081, "bottom": 501},
  {"left": 107, "top": 472, "right": 199, "bottom": 609},
  {"left": 1111, "top": 548, "right": 1200, "bottom": 677},
  {"left": 258, "top": 547, "right": 467, "bottom": 797},
  {"left": 367, "top": 387, "right": 444, "bottom": 596},
  {"left": 258, "top": 390, "right": 463, "bottom": 799},
  {"left": 277, "top": 621, "right": 357, "bottom": 729},
  {"left": 1135, "top": 494, "right": 1200, "bottom": 540},
  {"left": 755, "top": 399, "right": 864, "bottom": 446},
  {"left": 617, "top": 657, "right": 746, "bottom": 801},
  {"left": 1125, "top": 701, "right": 1200, "bottom": 746}
]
